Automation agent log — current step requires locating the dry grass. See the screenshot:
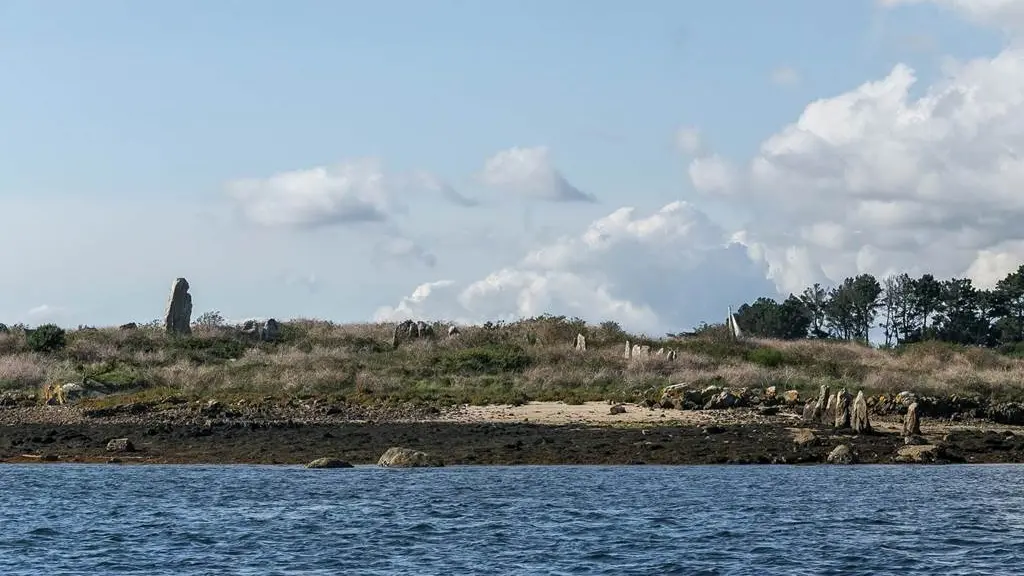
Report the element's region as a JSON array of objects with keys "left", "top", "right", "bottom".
[{"left": 2, "top": 316, "right": 1024, "bottom": 406}]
